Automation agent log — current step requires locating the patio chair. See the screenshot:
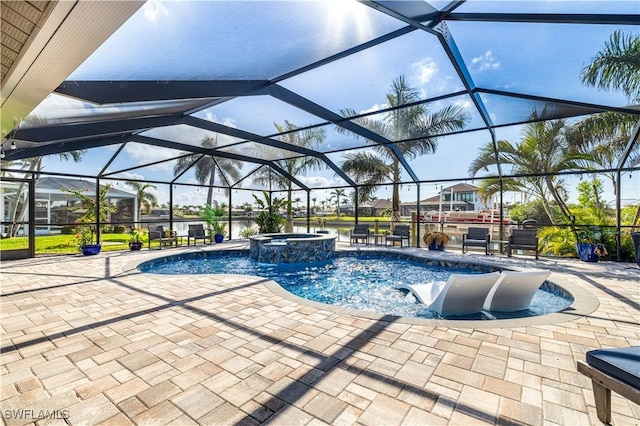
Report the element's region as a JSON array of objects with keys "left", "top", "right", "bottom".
[
  {"left": 483, "top": 270, "right": 550, "bottom": 312},
  {"left": 577, "top": 346, "right": 640, "bottom": 424},
  {"left": 147, "top": 225, "right": 178, "bottom": 249},
  {"left": 395, "top": 272, "right": 500, "bottom": 316},
  {"left": 462, "top": 227, "right": 490, "bottom": 255},
  {"left": 386, "top": 225, "right": 410, "bottom": 247},
  {"left": 350, "top": 224, "right": 370, "bottom": 245},
  {"left": 507, "top": 228, "right": 539, "bottom": 259},
  {"left": 188, "top": 224, "right": 210, "bottom": 246}
]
